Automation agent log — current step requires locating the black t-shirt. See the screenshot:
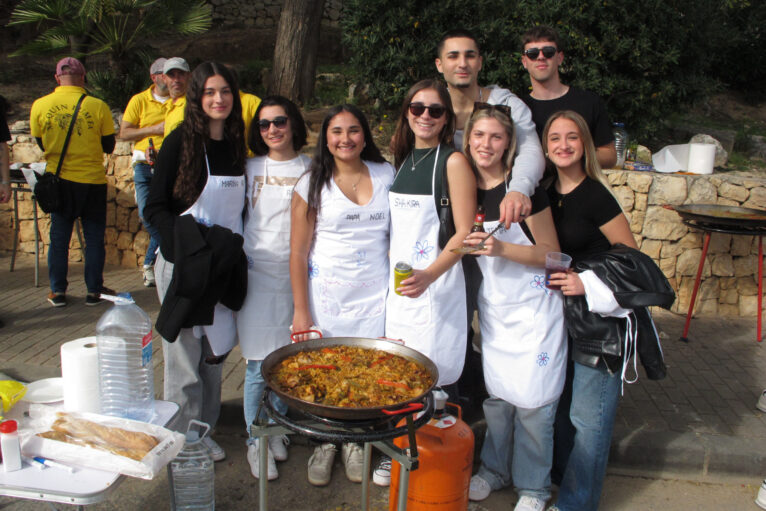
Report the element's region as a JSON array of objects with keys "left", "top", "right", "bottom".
[
  {"left": 522, "top": 87, "right": 614, "bottom": 147},
  {"left": 478, "top": 182, "right": 549, "bottom": 244},
  {"left": 0, "top": 107, "right": 10, "bottom": 143},
  {"left": 145, "top": 125, "right": 244, "bottom": 262},
  {"left": 546, "top": 177, "right": 622, "bottom": 263}
]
